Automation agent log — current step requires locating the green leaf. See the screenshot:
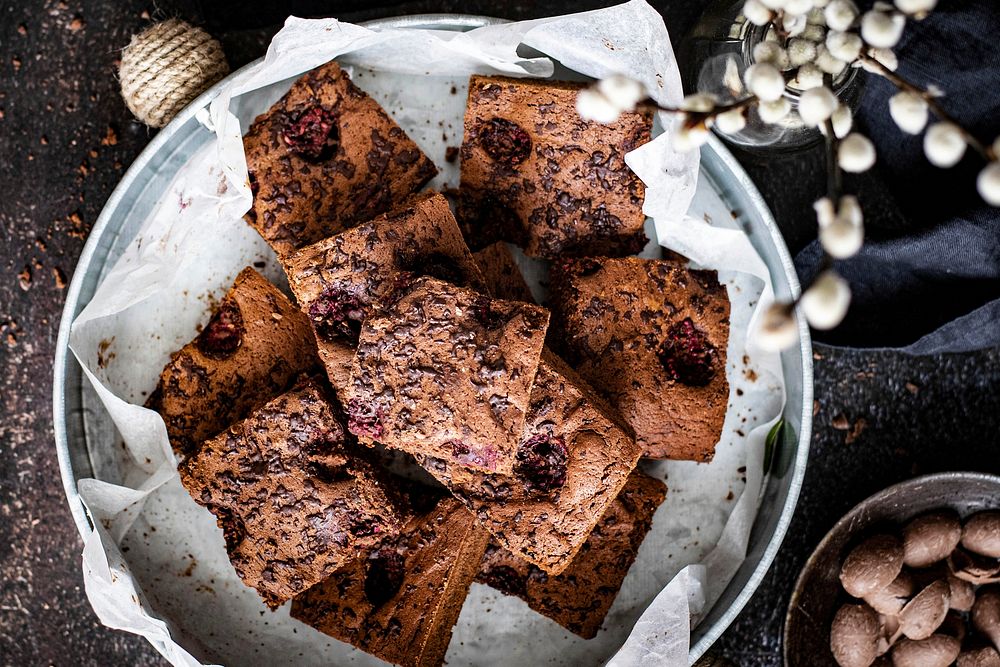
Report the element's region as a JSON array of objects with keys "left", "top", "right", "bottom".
[{"left": 763, "top": 418, "right": 784, "bottom": 473}]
